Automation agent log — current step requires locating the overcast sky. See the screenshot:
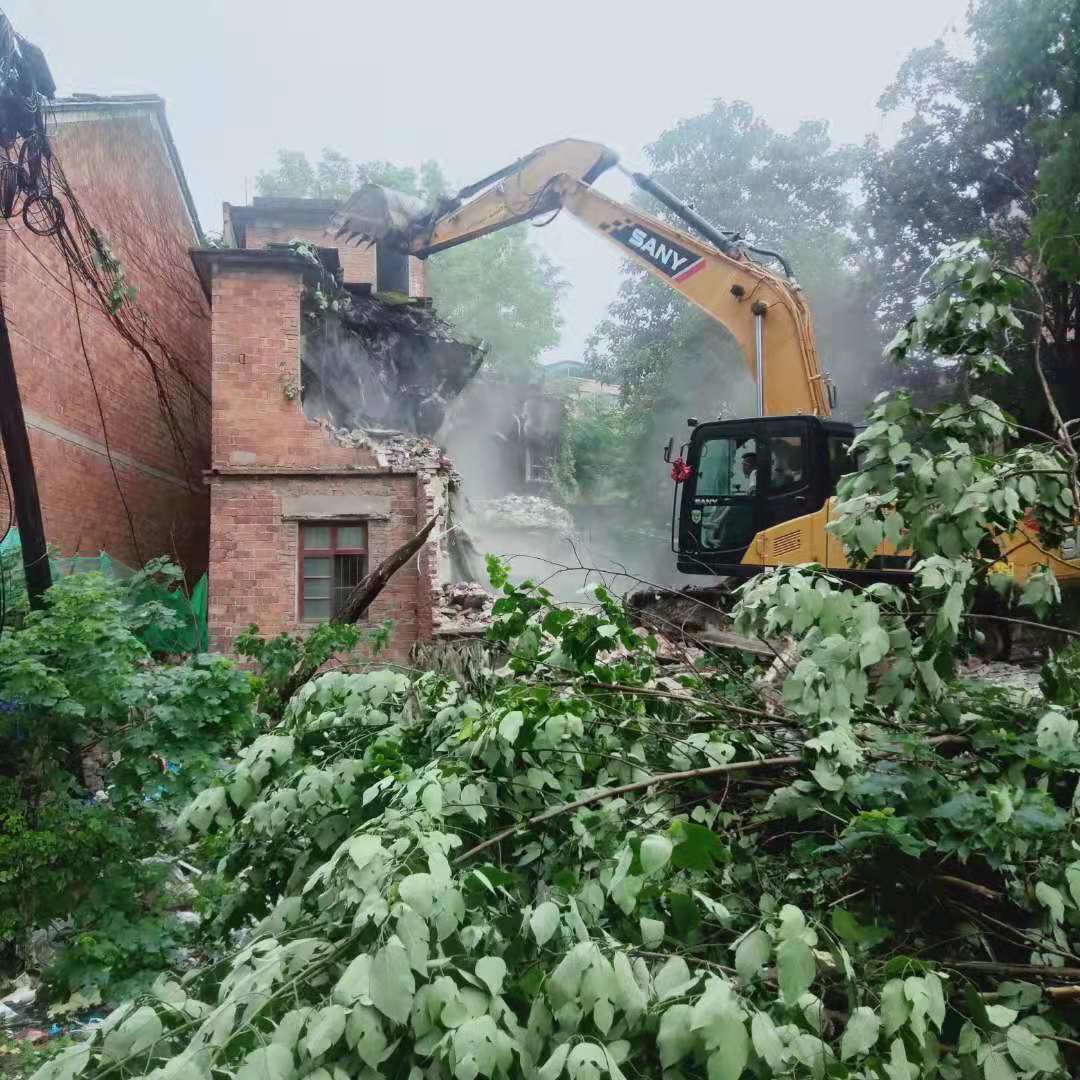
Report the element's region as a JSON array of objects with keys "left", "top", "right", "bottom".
[{"left": 7, "top": 0, "right": 969, "bottom": 361}]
